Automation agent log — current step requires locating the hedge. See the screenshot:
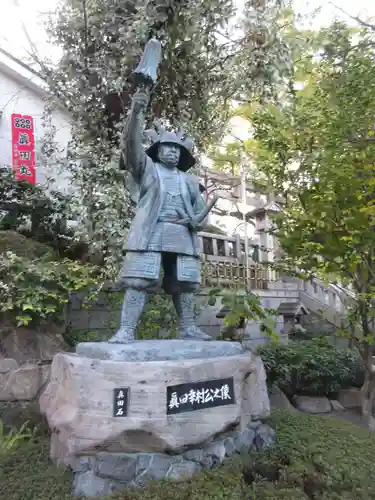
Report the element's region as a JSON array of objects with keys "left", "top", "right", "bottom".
[{"left": 258, "top": 337, "right": 364, "bottom": 397}]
